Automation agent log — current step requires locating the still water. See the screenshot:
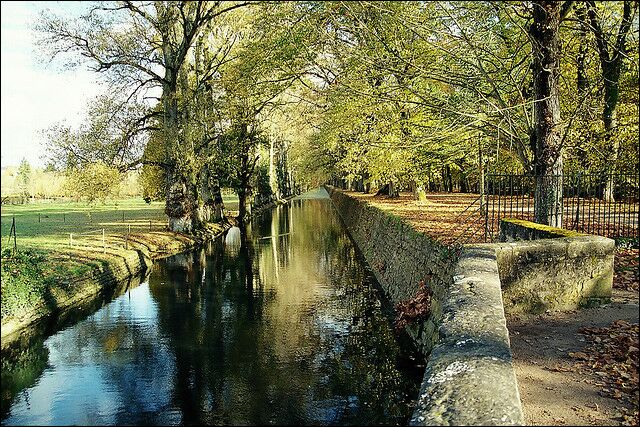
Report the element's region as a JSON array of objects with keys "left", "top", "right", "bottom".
[{"left": 1, "top": 191, "right": 422, "bottom": 425}]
